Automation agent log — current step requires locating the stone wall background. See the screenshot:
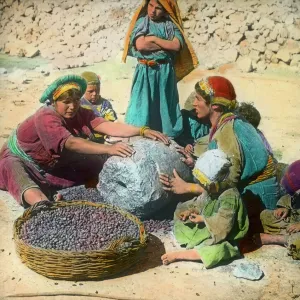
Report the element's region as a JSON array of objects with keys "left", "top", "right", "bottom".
[{"left": 0, "top": 0, "right": 299, "bottom": 72}]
